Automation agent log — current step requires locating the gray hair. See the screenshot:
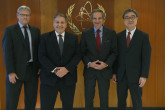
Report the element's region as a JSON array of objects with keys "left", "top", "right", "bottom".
[
  {"left": 17, "top": 5, "right": 31, "bottom": 14},
  {"left": 122, "top": 9, "right": 138, "bottom": 19},
  {"left": 90, "top": 9, "right": 105, "bottom": 20},
  {"left": 53, "top": 13, "right": 67, "bottom": 22}
]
